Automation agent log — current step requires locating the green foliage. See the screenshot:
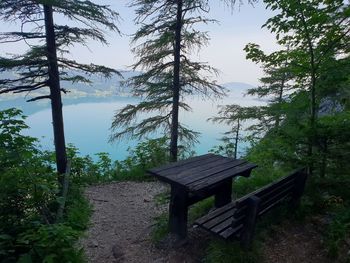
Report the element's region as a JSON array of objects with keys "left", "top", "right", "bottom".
[
  {"left": 324, "top": 207, "right": 350, "bottom": 259},
  {"left": 50, "top": 137, "right": 171, "bottom": 184},
  {"left": 205, "top": 240, "right": 261, "bottom": 263},
  {"left": 209, "top": 139, "right": 236, "bottom": 158},
  {"left": 0, "top": 108, "right": 90, "bottom": 263},
  {"left": 114, "top": 137, "right": 170, "bottom": 181},
  {"left": 302, "top": 174, "right": 350, "bottom": 258},
  {"left": 218, "top": 0, "right": 350, "bottom": 177},
  {"left": 64, "top": 185, "right": 91, "bottom": 232},
  {"left": 17, "top": 224, "right": 84, "bottom": 263},
  {"left": 154, "top": 191, "right": 170, "bottom": 206},
  {"left": 151, "top": 213, "right": 169, "bottom": 244}
]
